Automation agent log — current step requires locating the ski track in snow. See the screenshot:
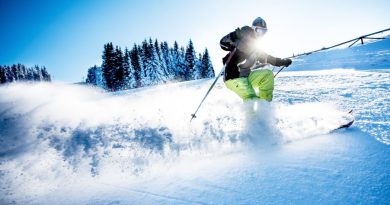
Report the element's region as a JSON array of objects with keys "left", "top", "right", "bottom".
[{"left": 0, "top": 69, "right": 389, "bottom": 204}]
